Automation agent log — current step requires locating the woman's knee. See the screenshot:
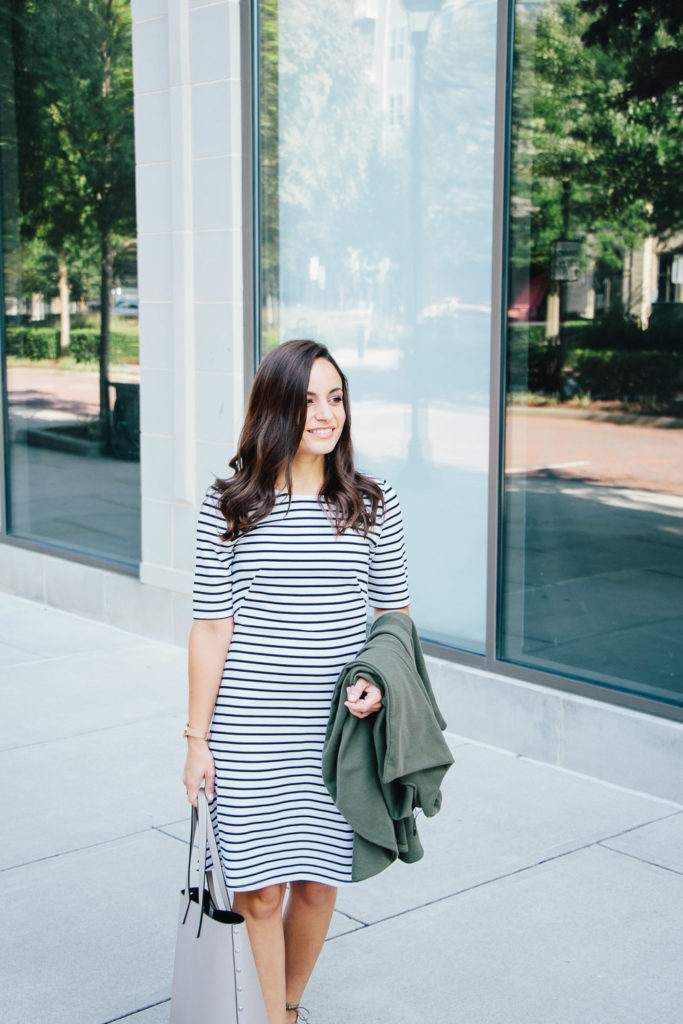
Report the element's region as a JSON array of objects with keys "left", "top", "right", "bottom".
[
  {"left": 237, "top": 883, "right": 286, "bottom": 921},
  {"left": 289, "top": 880, "right": 337, "bottom": 909}
]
